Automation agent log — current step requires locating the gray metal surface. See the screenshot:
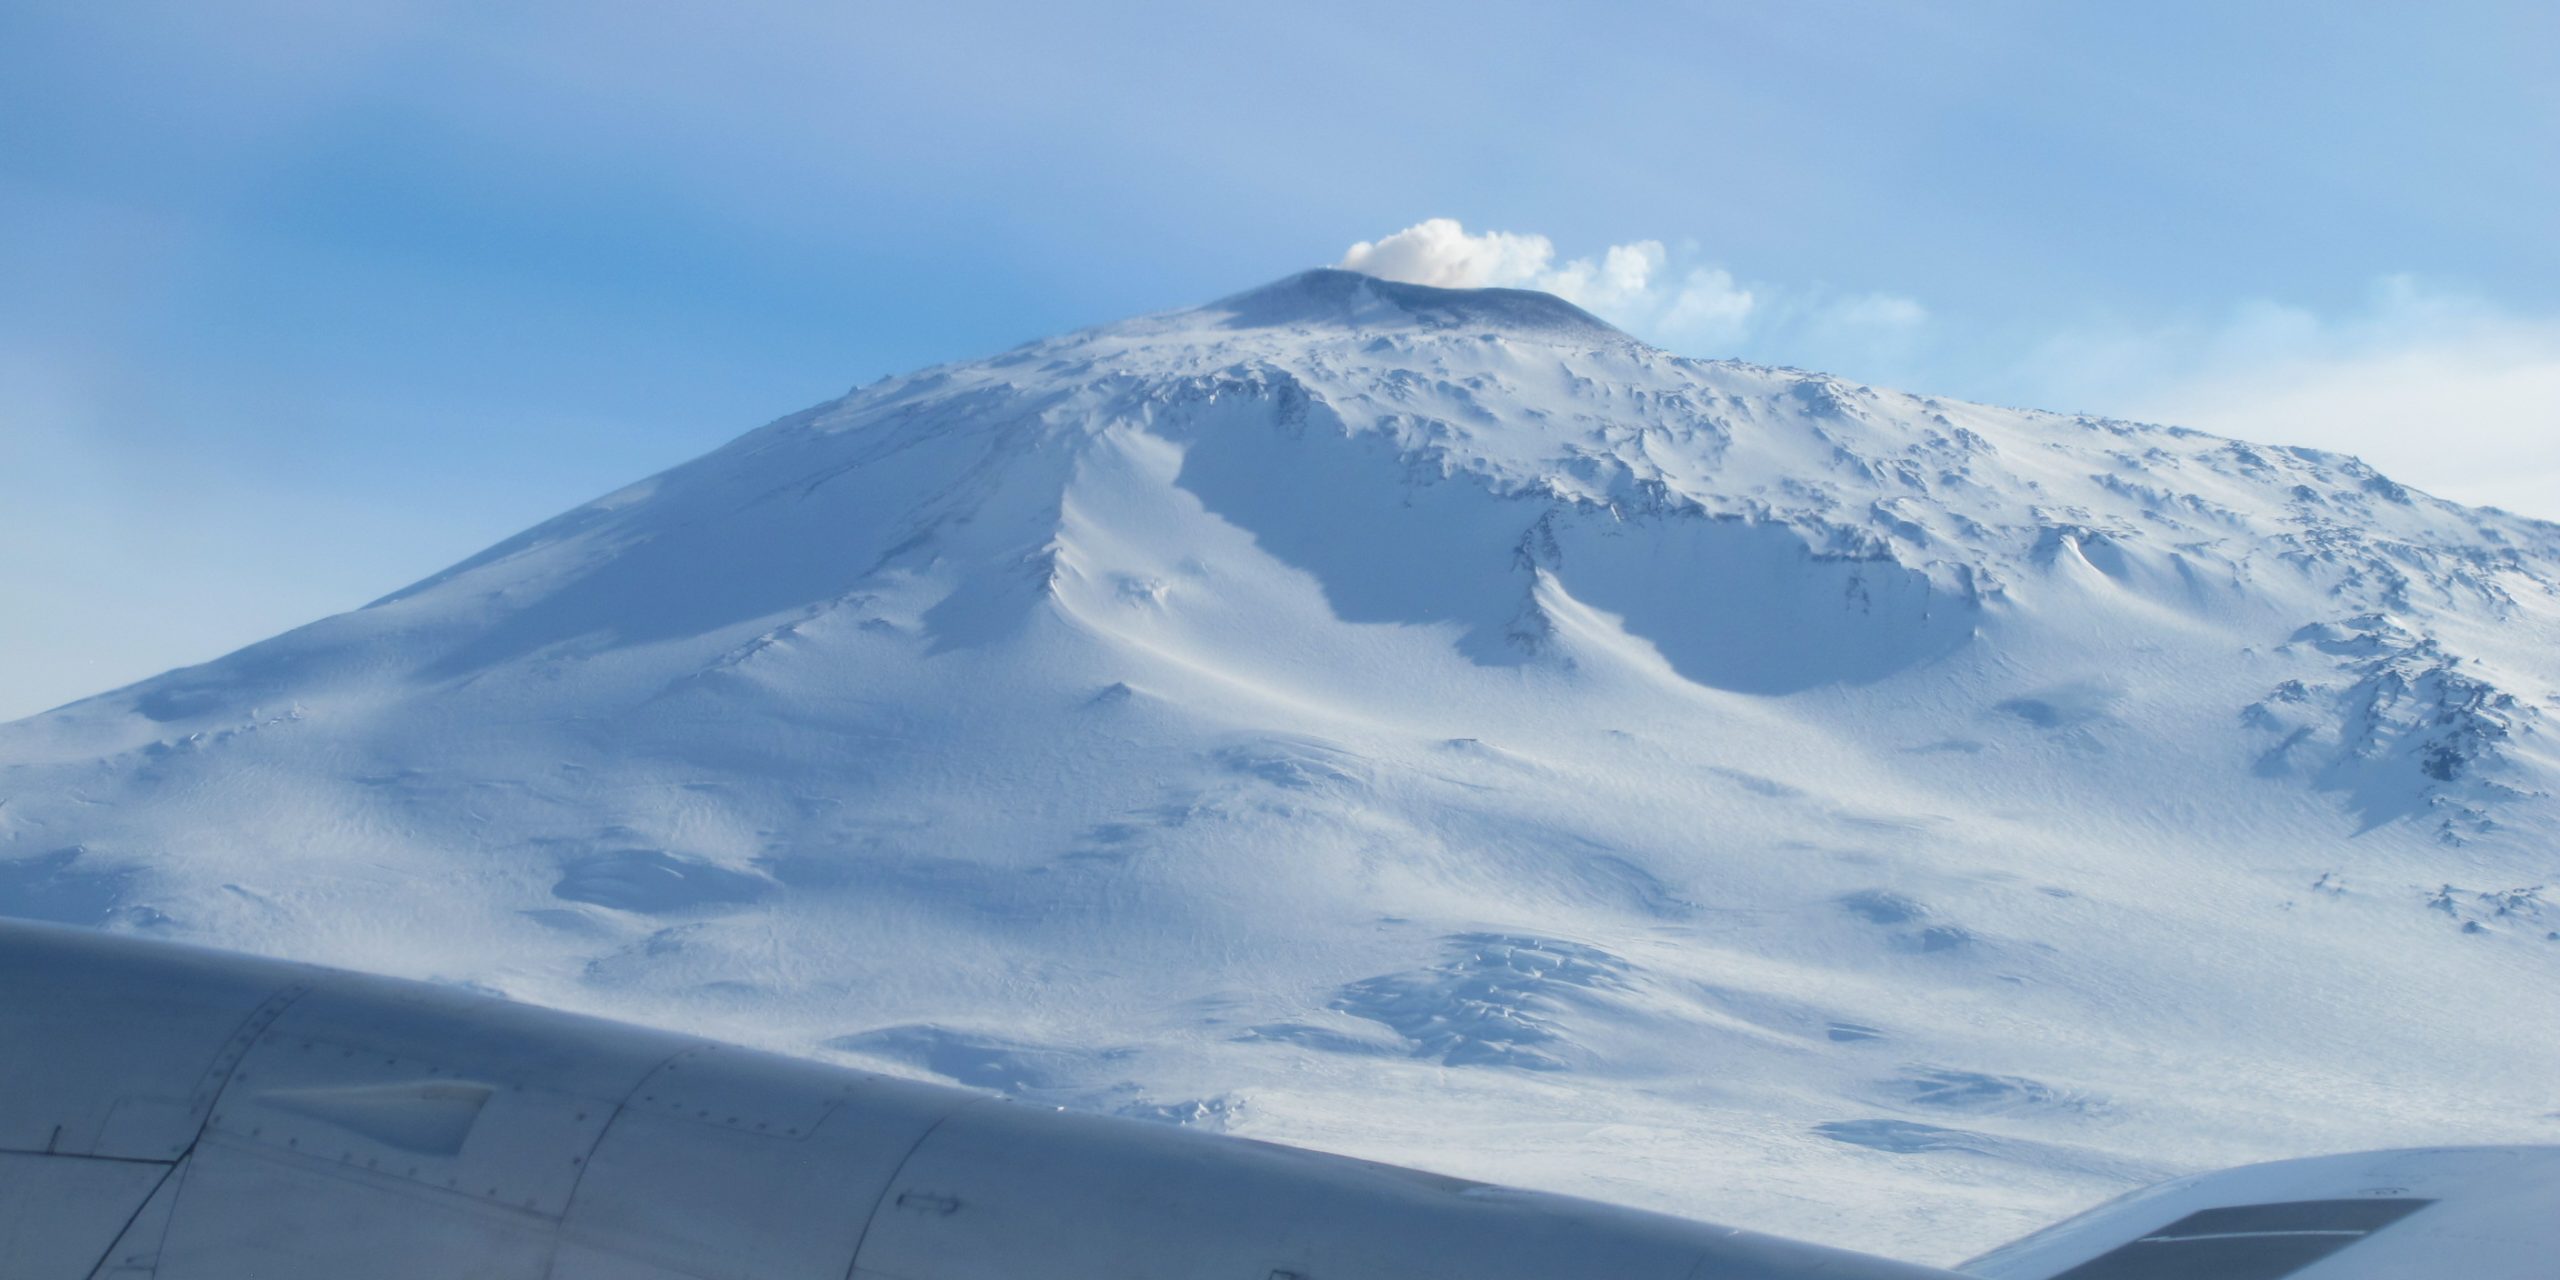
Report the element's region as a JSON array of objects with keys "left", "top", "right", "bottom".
[
  {"left": 1961, "top": 1146, "right": 2560, "bottom": 1280},
  {"left": 0, "top": 921, "right": 1961, "bottom": 1280},
  {"left": 13, "top": 919, "right": 2538, "bottom": 1279}
]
